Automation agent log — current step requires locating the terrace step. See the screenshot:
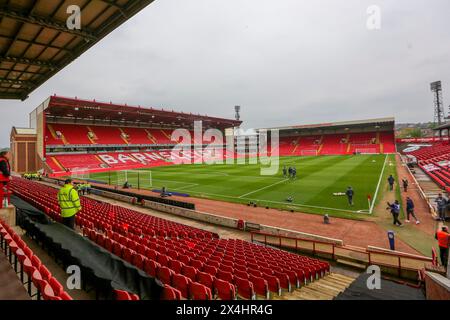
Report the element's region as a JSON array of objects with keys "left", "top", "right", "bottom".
[
  {"left": 336, "top": 258, "right": 367, "bottom": 270},
  {"left": 274, "top": 273, "right": 356, "bottom": 300}
]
